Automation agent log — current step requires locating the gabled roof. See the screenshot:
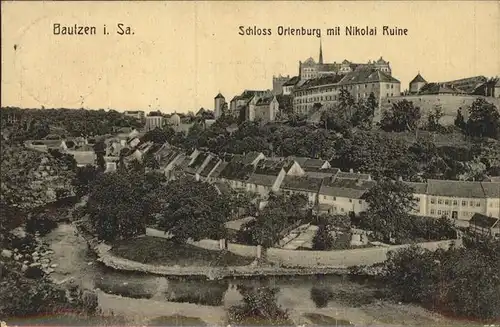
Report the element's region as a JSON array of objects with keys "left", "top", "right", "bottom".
[
  {"left": 336, "top": 172, "right": 372, "bottom": 180},
  {"left": 241, "top": 152, "right": 263, "bottom": 165},
  {"left": 219, "top": 161, "right": 254, "bottom": 181},
  {"left": 247, "top": 173, "right": 278, "bottom": 187},
  {"left": 255, "top": 95, "right": 276, "bottom": 106},
  {"left": 469, "top": 213, "right": 499, "bottom": 229},
  {"left": 199, "top": 157, "right": 221, "bottom": 177},
  {"left": 294, "top": 75, "right": 345, "bottom": 90},
  {"left": 418, "top": 83, "right": 466, "bottom": 95},
  {"left": 338, "top": 68, "right": 400, "bottom": 85},
  {"left": 319, "top": 178, "right": 375, "bottom": 199},
  {"left": 210, "top": 161, "right": 229, "bottom": 179},
  {"left": 304, "top": 167, "right": 340, "bottom": 179},
  {"left": 427, "top": 179, "right": 485, "bottom": 198},
  {"left": 410, "top": 73, "right": 427, "bottom": 84},
  {"left": 481, "top": 182, "right": 500, "bottom": 198},
  {"left": 283, "top": 76, "right": 300, "bottom": 87},
  {"left": 302, "top": 158, "right": 329, "bottom": 169},
  {"left": 281, "top": 176, "right": 323, "bottom": 193},
  {"left": 403, "top": 181, "right": 428, "bottom": 194}
]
